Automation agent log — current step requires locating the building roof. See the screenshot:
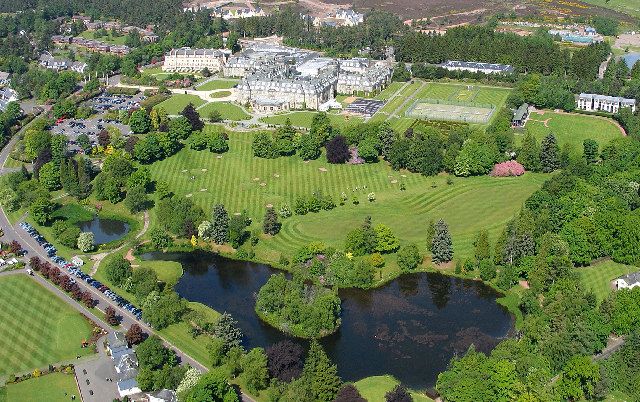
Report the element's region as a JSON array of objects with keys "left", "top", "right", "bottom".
[
  {"left": 107, "top": 331, "right": 128, "bottom": 350},
  {"left": 441, "top": 60, "right": 514, "bottom": 73},
  {"left": 167, "top": 47, "right": 229, "bottom": 57},
  {"left": 117, "top": 377, "right": 140, "bottom": 392},
  {"left": 512, "top": 103, "right": 529, "bottom": 121},
  {"left": 618, "top": 272, "right": 640, "bottom": 285},
  {"left": 0, "top": 72, "right": 9, "bottom": 81},
  {"left": 579, "top": 93, "right": 636, "bottom": 105}
]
